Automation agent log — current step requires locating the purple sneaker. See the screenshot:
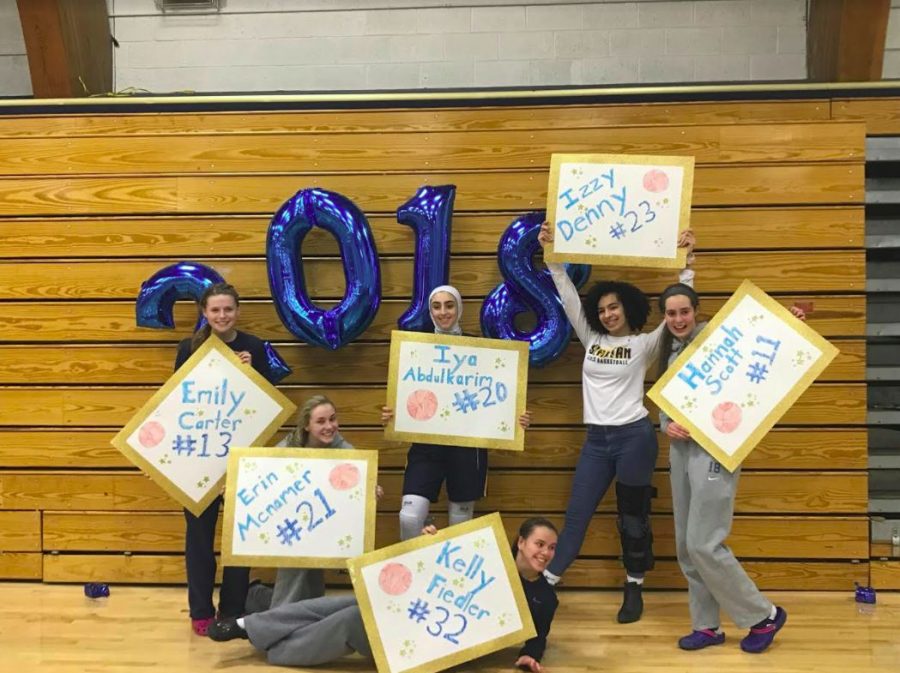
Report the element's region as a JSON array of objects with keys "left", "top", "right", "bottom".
[
  {"left": 678, "top": 629, "right": 725, "bottom": 650},
  {"left": 740, "top": 606, "right": 787, "bottom": 653}
]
